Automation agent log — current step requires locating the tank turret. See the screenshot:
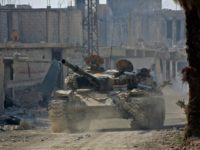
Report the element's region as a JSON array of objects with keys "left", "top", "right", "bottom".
[{"left": 62, "top": 59, "right": 112, "bottom": 91}]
